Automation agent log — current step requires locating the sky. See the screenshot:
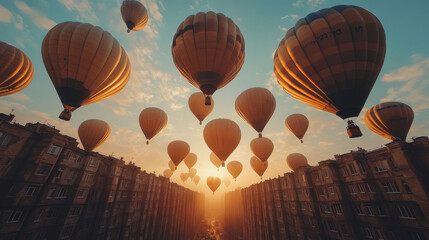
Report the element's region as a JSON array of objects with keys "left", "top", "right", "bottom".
[{"left": 1, "top": 0, "right": 429, "bottom": 196}]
